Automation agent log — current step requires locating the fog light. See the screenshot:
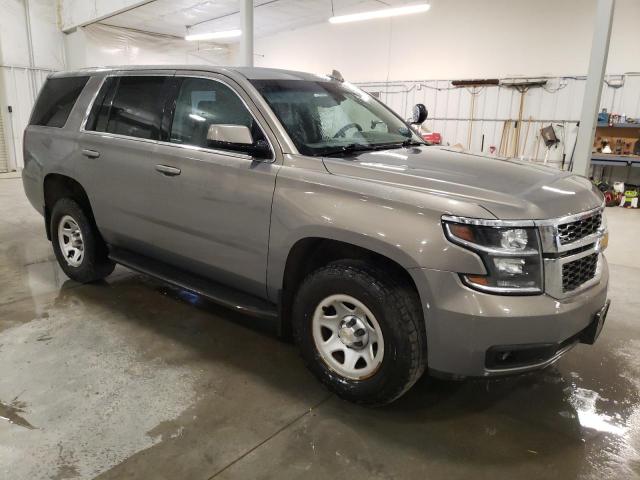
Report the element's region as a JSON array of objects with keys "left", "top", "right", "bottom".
[
  {"left": 499, "top": 351, "right": 511, "bottom": 362},
  {"left": 494, "top": 257, "right": 525, "bottom": 275}
]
